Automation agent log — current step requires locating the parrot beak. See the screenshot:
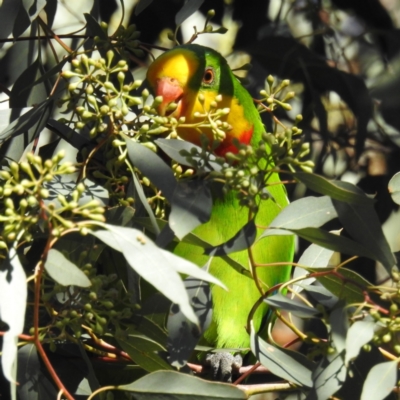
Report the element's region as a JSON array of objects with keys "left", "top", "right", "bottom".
[{"left": 154, "top": 77, "right": 184, "bottom": 117}]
